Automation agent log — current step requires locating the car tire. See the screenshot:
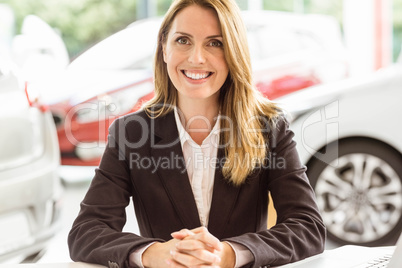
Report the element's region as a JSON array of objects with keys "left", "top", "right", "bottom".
[{"left": 307, "top": 138, "right": 402, "bottom": 246}]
